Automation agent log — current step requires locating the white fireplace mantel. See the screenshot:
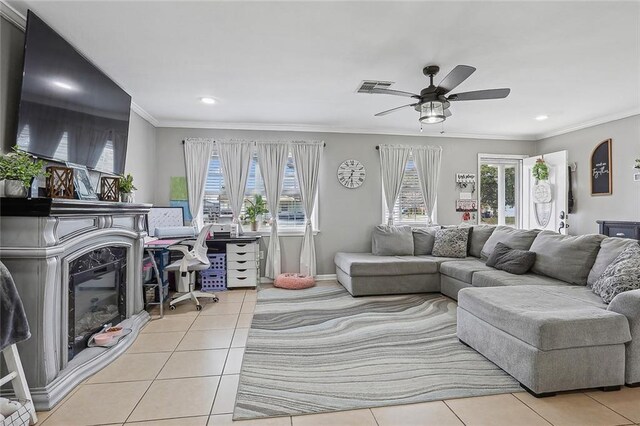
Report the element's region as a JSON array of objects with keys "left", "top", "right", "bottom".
[{"left": 0, "top": 198, "right": 152, "bottom": 410}]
